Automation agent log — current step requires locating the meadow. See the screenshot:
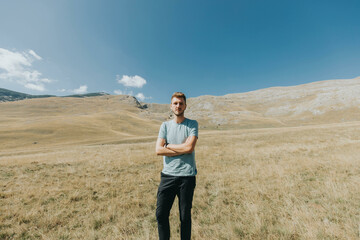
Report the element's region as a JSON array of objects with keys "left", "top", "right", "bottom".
[{"left": 1, "top": 121, "right": 359, "bottom": 239}]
